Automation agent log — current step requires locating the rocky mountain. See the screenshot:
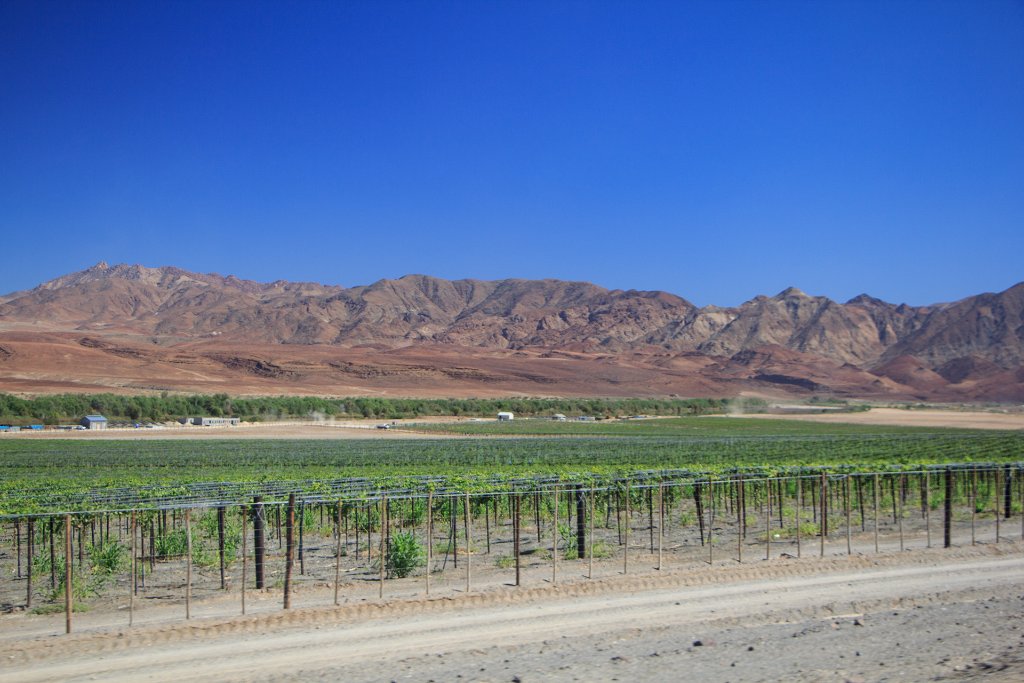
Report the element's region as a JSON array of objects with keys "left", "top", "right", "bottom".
[{"left": 0, "top": 262, "right": 1021, "bottom": 400}]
